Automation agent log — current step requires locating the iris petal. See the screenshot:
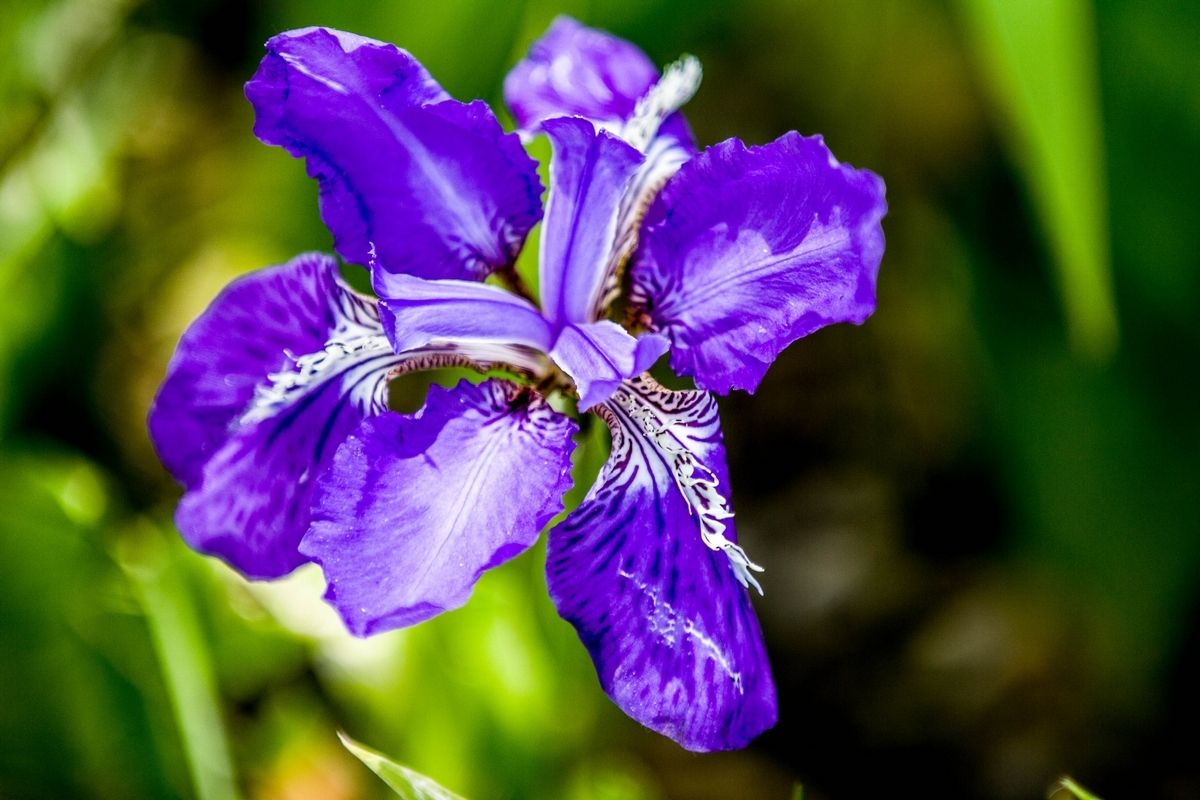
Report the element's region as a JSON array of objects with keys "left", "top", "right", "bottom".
[
  {"left": 152, "top": 254, "right": 404, "bottom": 578},
  {"left": 631, "top": 132, "right": 887, "bottom": 393},
  {"left": 175, "top": 341, "right": 395, "bottom": 578},
  {"left": 547, "top": 375, "right": 776, "bottom": 751},
  {"left": 504, "top": 16, "right": 660, "bottom": 131},
  {"left": 247, "top": 27, "right": 543, "bottom": 282},
  {"left": 549, "top": 322, "right": 667, "bottom": 410},
  {"left": 539, "top": 116, "right": 644, "bottom": 327},
  {"left": 507, "top": 17, "right": 700, "bottom": 324},
  {"left": 148, "top": 253, "right": 343, "bottom": 488},
  {"left": 302, "top": 379, "right": 577, "bottom": 636},
  {"left": 375, "top": 274, "right": 555, "bottom": 362}
]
